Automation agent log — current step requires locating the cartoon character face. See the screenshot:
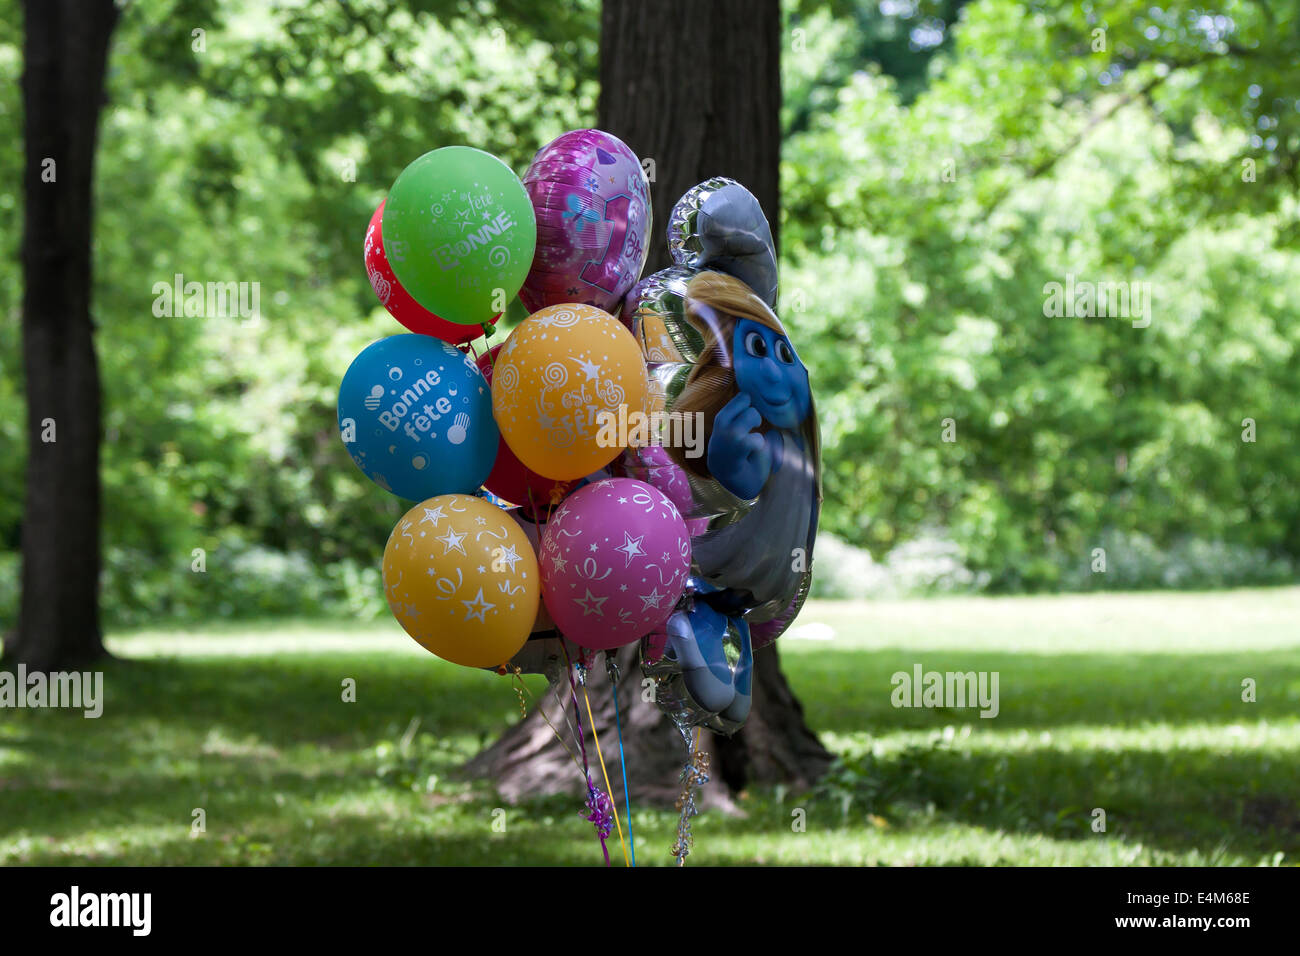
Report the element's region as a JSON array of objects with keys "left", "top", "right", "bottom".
[{"left": 731, "top": 318, "right": 812, "bottom": 429}]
